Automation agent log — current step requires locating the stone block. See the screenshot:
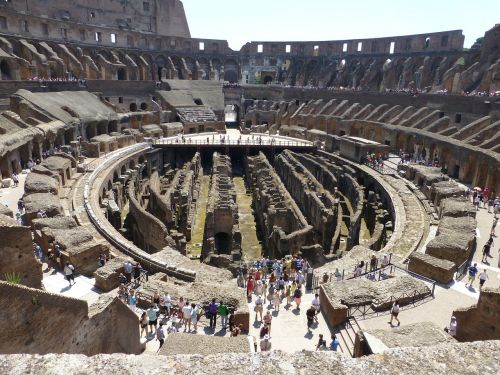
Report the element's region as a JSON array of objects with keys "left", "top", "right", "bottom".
[{"left": 408, "top": 252, "right": 456, "bottom": 284}]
